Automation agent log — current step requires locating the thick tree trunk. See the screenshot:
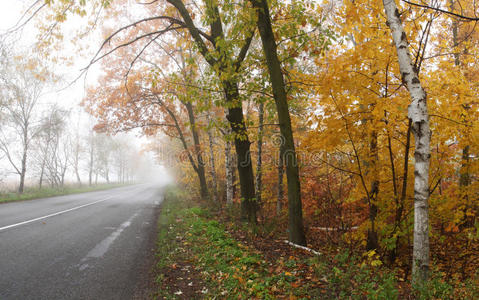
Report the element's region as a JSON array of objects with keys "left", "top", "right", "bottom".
[
  {"left": 255, "top": 102, "right": 264, "bottom": 204},
  {"left": 384, "top": 0, "right": 431, "bottom": 282},
  {"left": 224, "top": 81, "right": 257, "bottom": 222},
  {"left": 250, "top": 0, "right": 306, "bottom": 245},
  {"left": 166, "top": 0, "right": 257, "bottom": 222},
  {"left": 185, "top": 101, "right": 209, "bottom": 198}
]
